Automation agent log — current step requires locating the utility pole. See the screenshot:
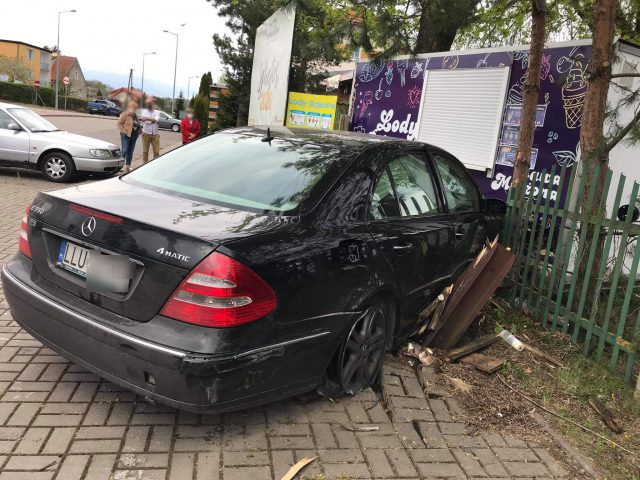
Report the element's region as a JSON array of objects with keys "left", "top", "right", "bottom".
[
  {"left": 55, "top": 9, "right": 76, "bottom": 110},
  {"left": 141, "top": 52, "right": 156, "bottom": 101},
  {"left": 187, "top": 75, "right": 198, "bottom": 100},
  {"left": 163, "top": 24, "right": 184, "bottom": 117}
]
